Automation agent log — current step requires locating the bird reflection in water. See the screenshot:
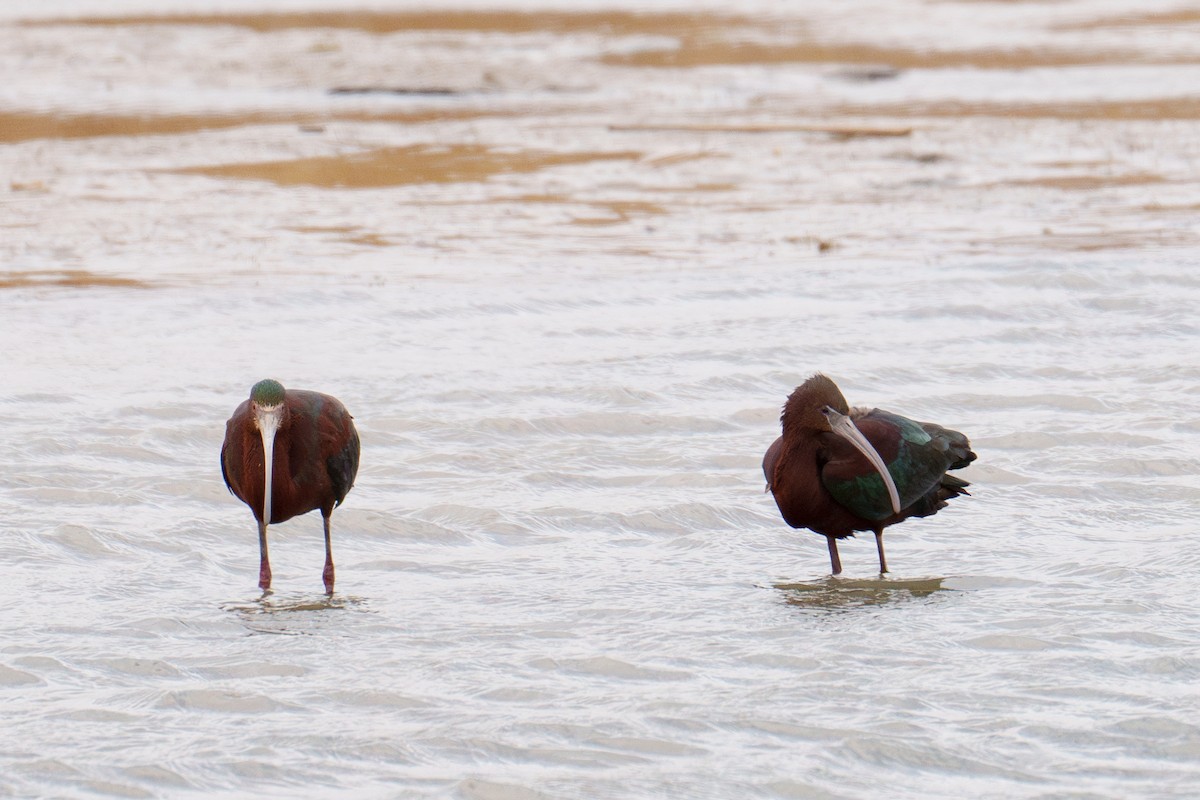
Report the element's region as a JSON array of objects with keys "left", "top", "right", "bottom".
[
  {"left": 773, "top": 576, "right": 948, "bottom": 610},
  {"left": 221, "top": 593, "right": 369, "bottom": 636},
  {"left": 223, "top": 592, "right": 367, "bottom": 614}
]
